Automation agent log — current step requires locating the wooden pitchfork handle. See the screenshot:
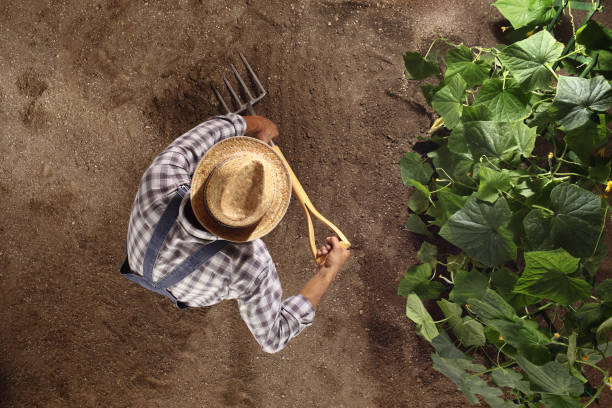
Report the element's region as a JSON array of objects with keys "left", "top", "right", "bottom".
[{"left": 270, "top": 142, "right": 351, "bottom": 265}]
